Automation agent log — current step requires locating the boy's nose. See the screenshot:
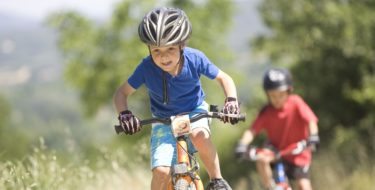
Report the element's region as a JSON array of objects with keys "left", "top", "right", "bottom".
[{"left": 160, "top": 54, "right": 169, "bottom": 61}]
